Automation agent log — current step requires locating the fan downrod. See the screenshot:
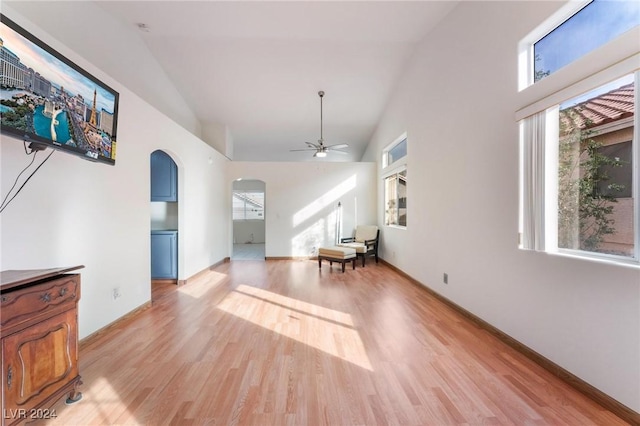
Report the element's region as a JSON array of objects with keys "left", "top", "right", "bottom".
[
  {"left": 318, "top": 90, "right": 325, "bottom": 142},
  {"left": 290, "top": 90, "right": 348, "bottom": 157}
]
